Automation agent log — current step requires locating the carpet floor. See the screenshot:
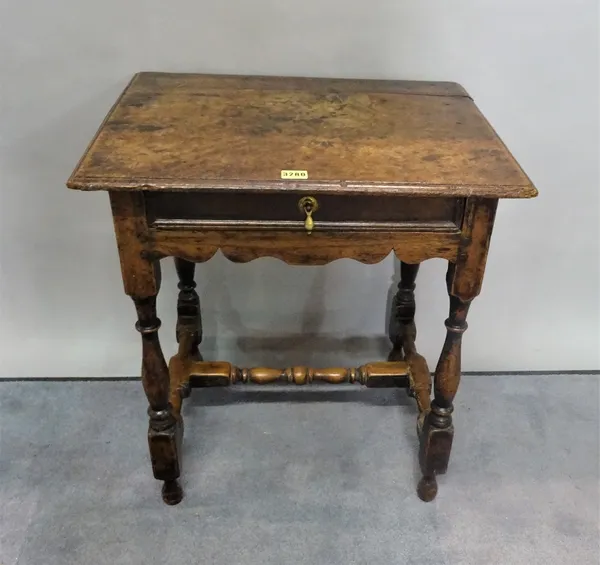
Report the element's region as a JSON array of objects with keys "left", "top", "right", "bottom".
[{"left": 0, "top": 375, "right": 598, "bottom": 565}]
